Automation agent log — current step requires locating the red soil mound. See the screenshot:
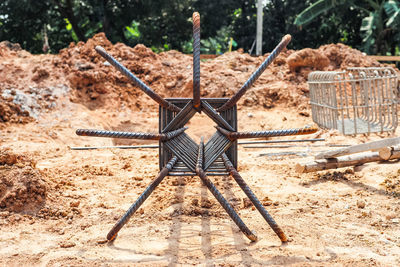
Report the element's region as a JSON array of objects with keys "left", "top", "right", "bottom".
[
  {"left": 0, "top": 33, "right": 390, "bottom": 121},
  {"left": 0, "top": 149, "right": 47, "bottom": 213}
]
